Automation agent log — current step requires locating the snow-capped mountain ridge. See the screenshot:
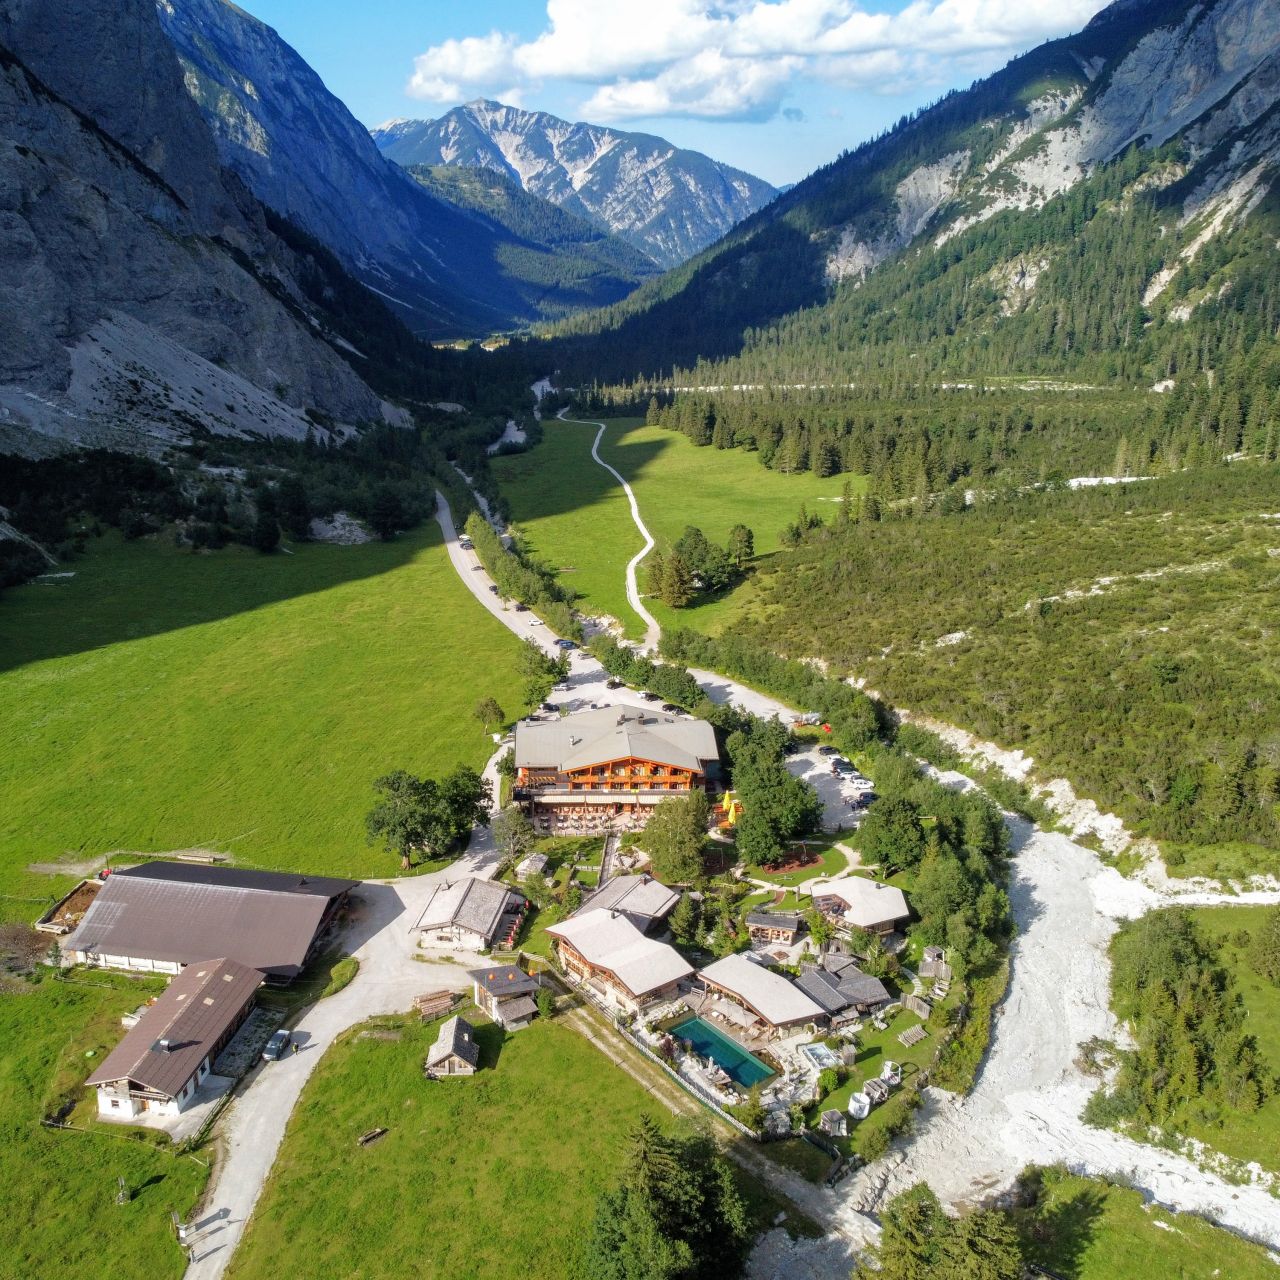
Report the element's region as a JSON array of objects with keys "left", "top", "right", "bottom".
[{"left": 371, "top": 99, "right": 778, "bottom": 269}]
